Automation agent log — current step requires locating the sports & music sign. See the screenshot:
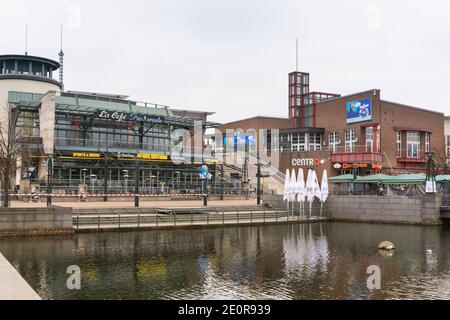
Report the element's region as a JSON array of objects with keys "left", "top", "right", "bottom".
[{"left": 346, "top": 98, "right": 372, "bottom": 124}]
